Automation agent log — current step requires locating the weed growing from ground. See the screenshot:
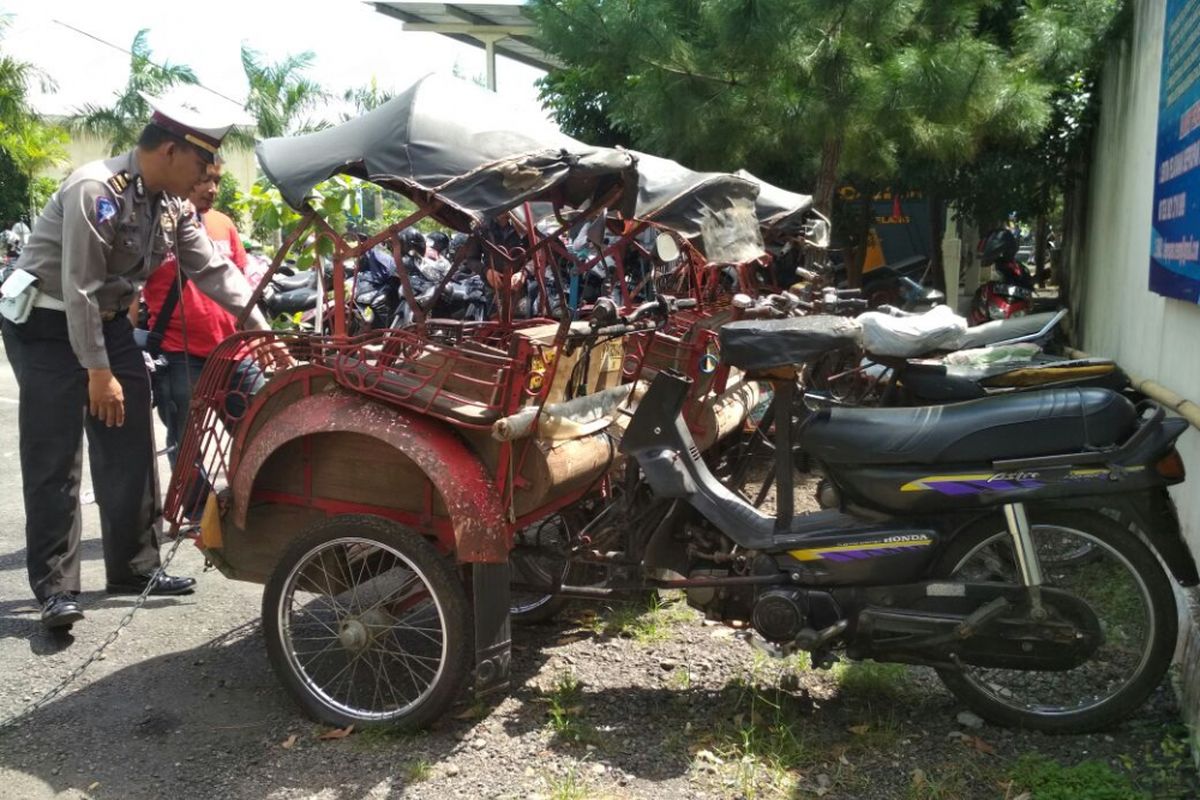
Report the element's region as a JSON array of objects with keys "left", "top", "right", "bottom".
[
  {"left": 588, "top": 591, "right": 700, "bottom": 643},
  {"left": 404, "top": 759, "right": 432, "bottom": 783},
  {"left": 1008, "top": 754, "right": 1147, "bottom": 800},
  {"left": 545, "top": 671, "right": 601, "bottom": 746},
  {"left": 545, "top": 765, "right": 591, "bottom": 800}
]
